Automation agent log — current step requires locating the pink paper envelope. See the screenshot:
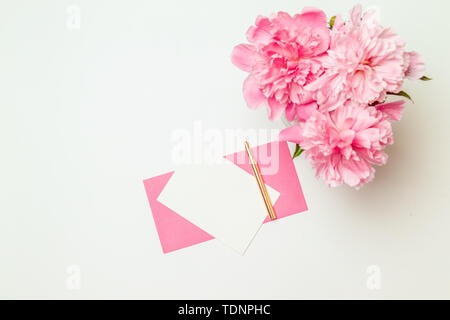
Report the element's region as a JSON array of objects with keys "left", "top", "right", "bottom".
[{"left": 143, "top": 141, "right": 308, "bottom": 253}]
